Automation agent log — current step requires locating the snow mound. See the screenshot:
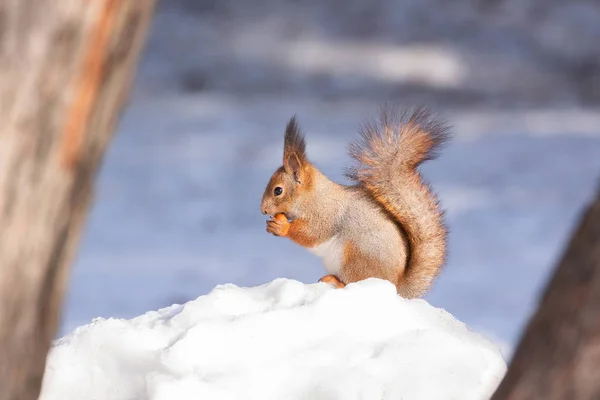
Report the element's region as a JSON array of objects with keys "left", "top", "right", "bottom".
[{"left": 40, "top": 278, "right": 506, "bottom": 400}]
